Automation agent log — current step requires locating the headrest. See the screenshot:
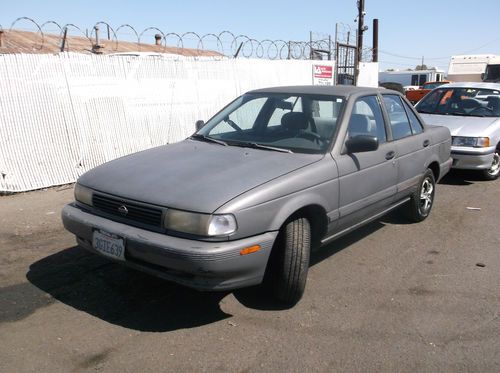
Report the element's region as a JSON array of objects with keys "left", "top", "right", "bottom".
[
  {"left": 487, "top": 95, "right": 500, "bottom": 108},
  {"left": 461, "top": 98, "right": 481, "bottom": 110},
  {"left": 281, "top": 112, "right": 309, "bottom": 131},
  {"left": 349, "top": 114, "right": 370, "bottom": 134}
]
